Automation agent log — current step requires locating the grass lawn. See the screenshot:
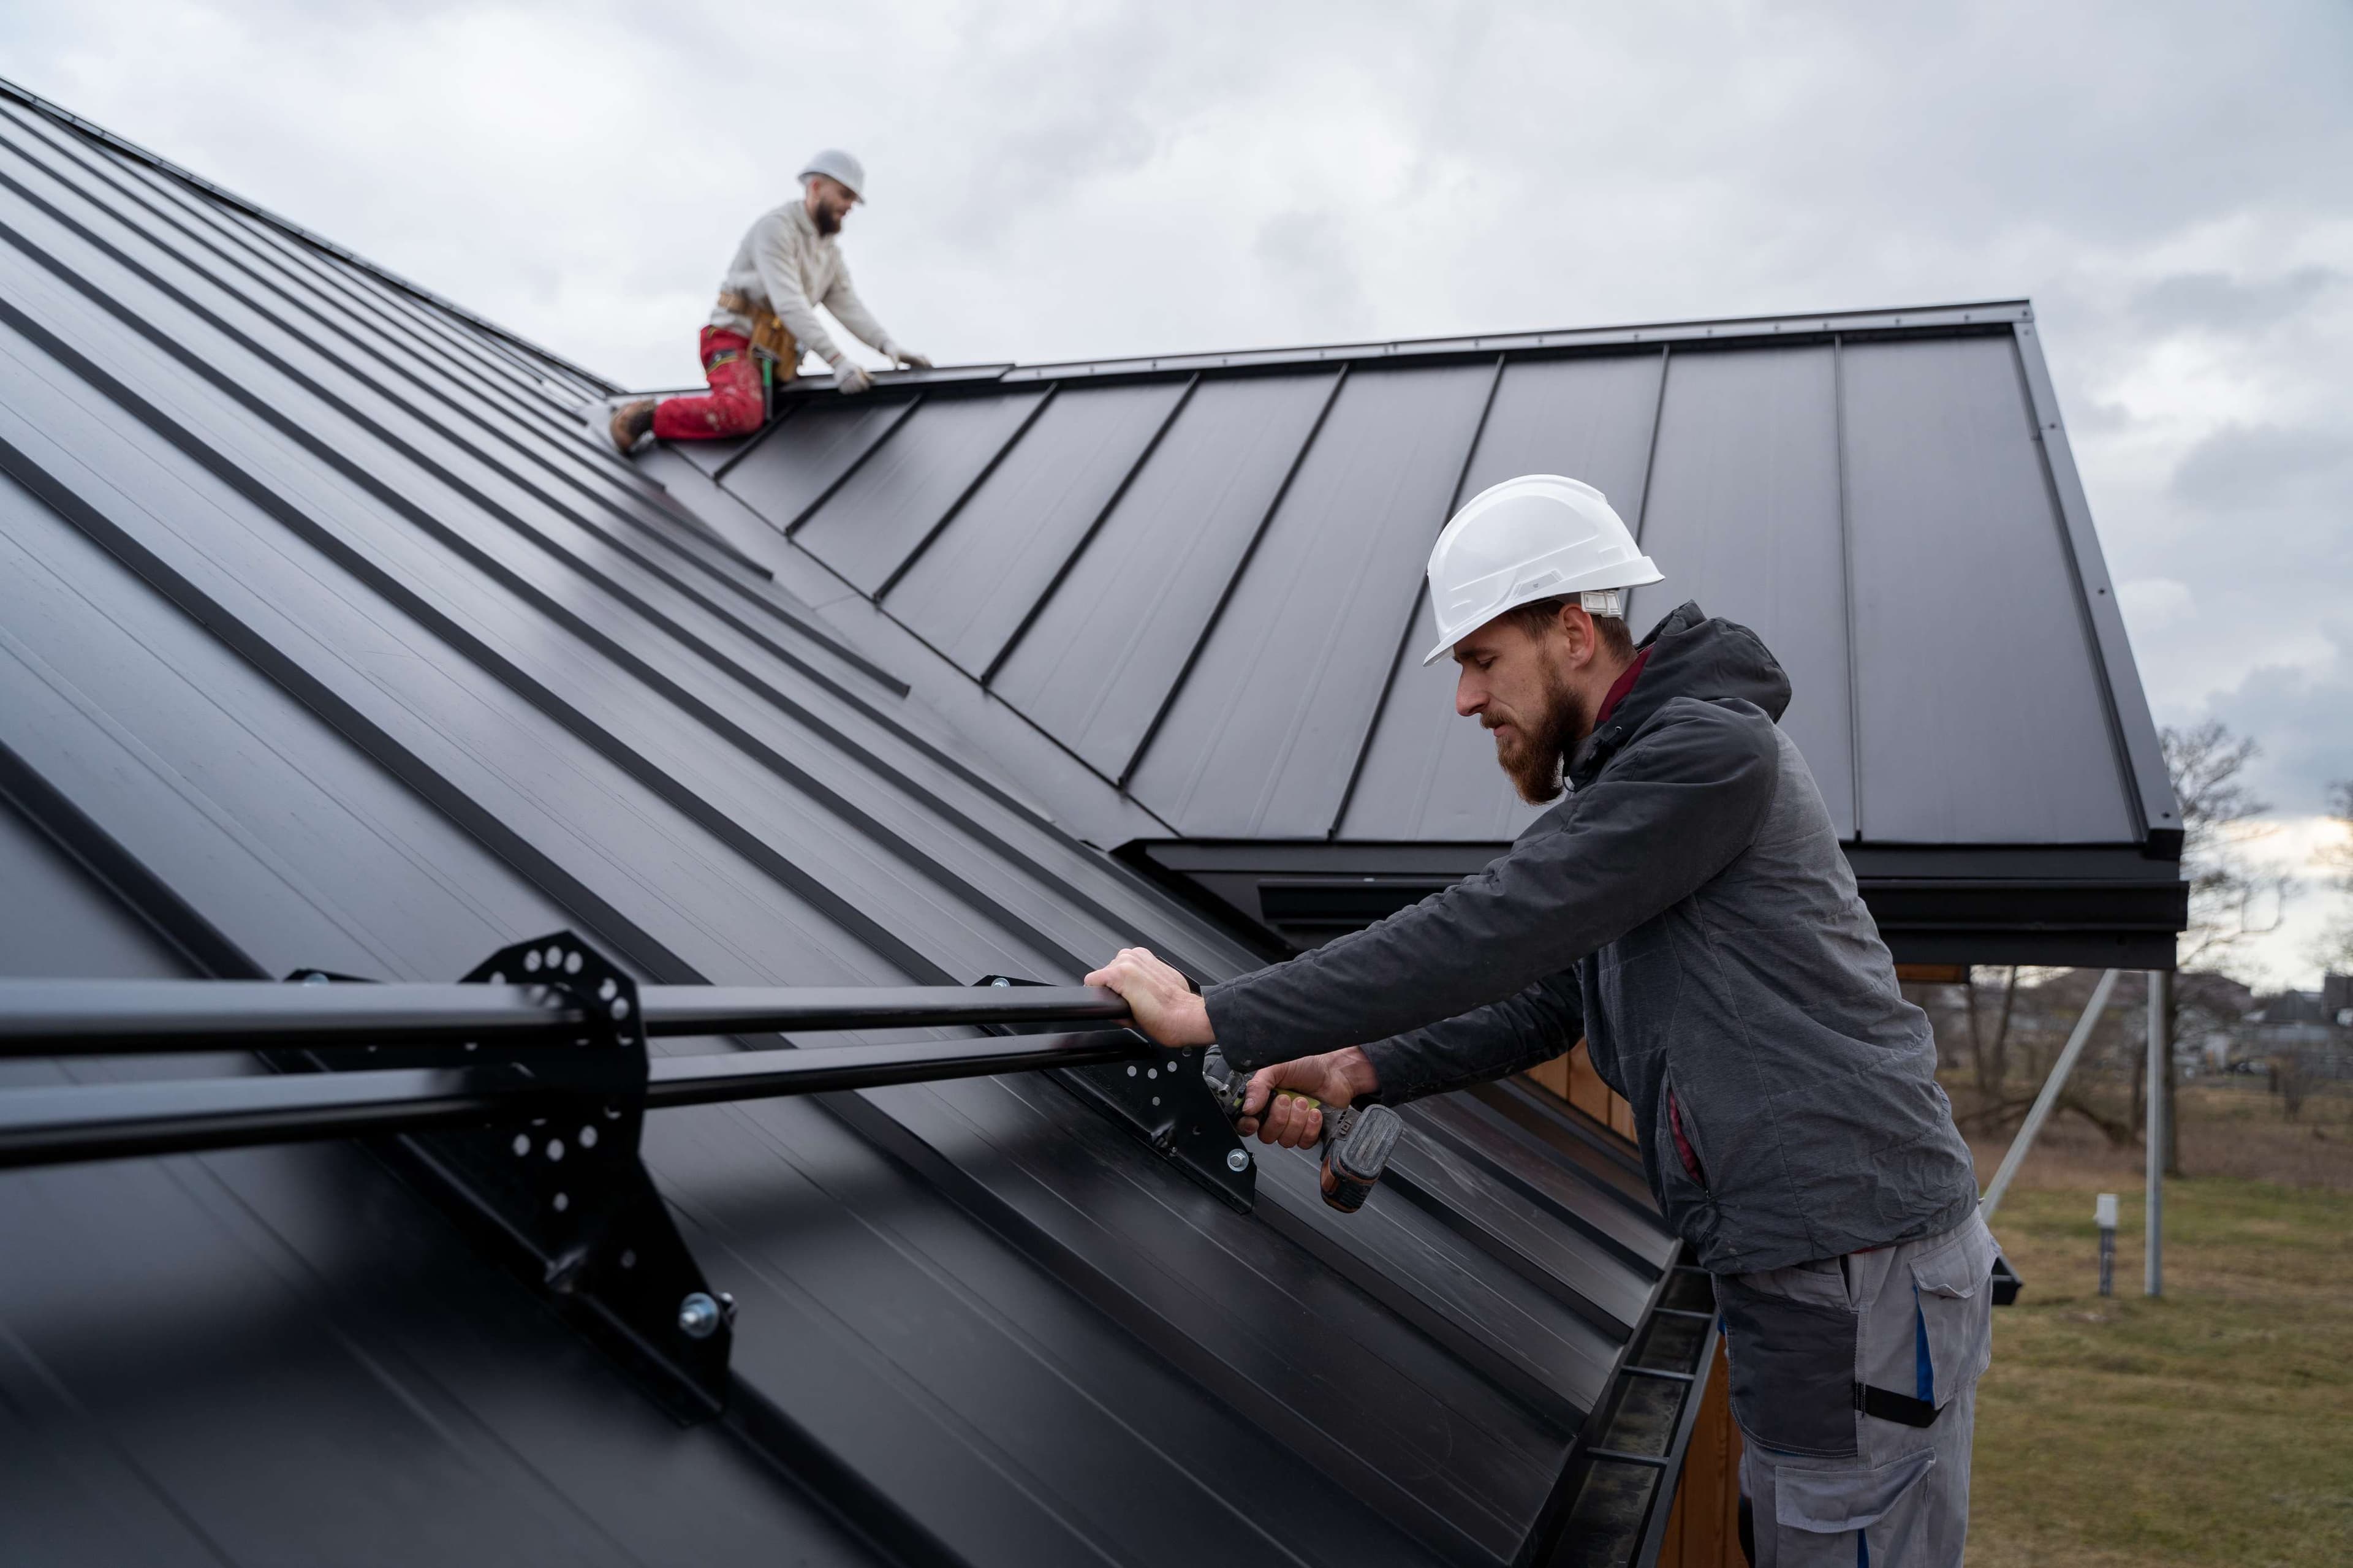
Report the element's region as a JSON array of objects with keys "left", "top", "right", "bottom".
[{"left": 1969, "top": 1174, "right": 2353, "bottom": 1566}]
